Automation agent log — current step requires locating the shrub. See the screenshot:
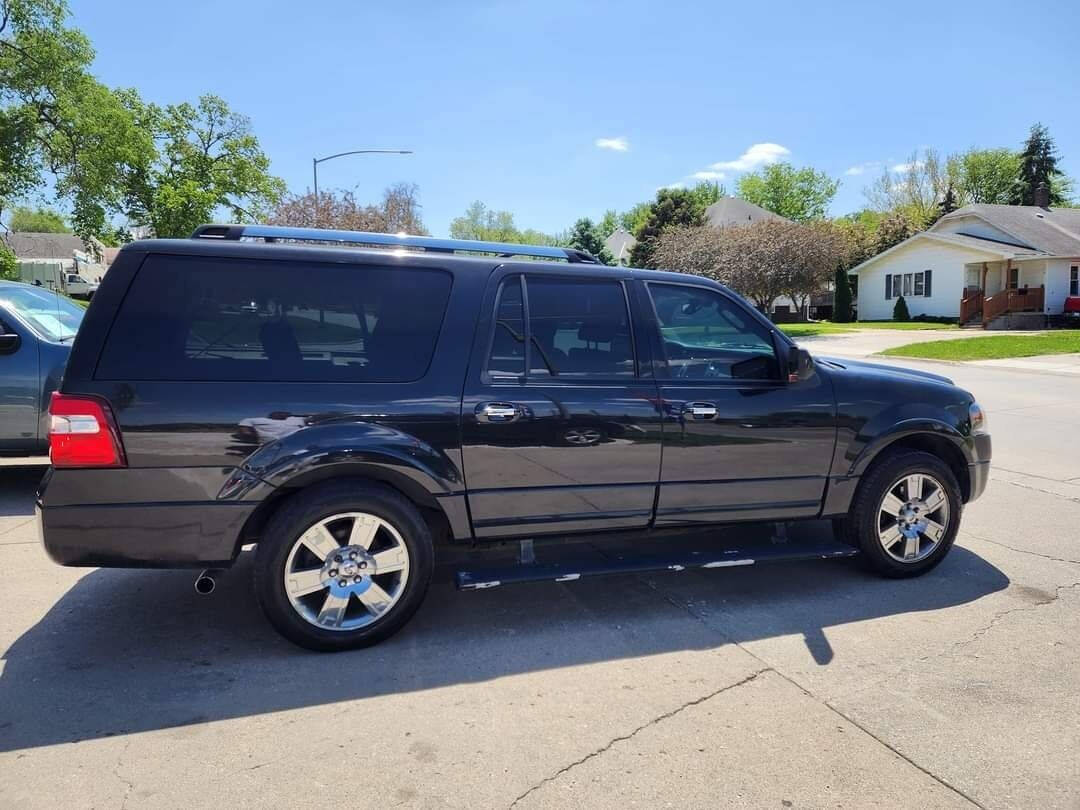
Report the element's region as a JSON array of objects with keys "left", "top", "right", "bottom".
[
  {"left": 0, "top": 245, "right": 17, "bottom": 281},
  {"left": 832, "top": 266, "right": 853, "bottom": 322},
  {"left": 893, "top": 295, "right": 910, "bottom": 322}
]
